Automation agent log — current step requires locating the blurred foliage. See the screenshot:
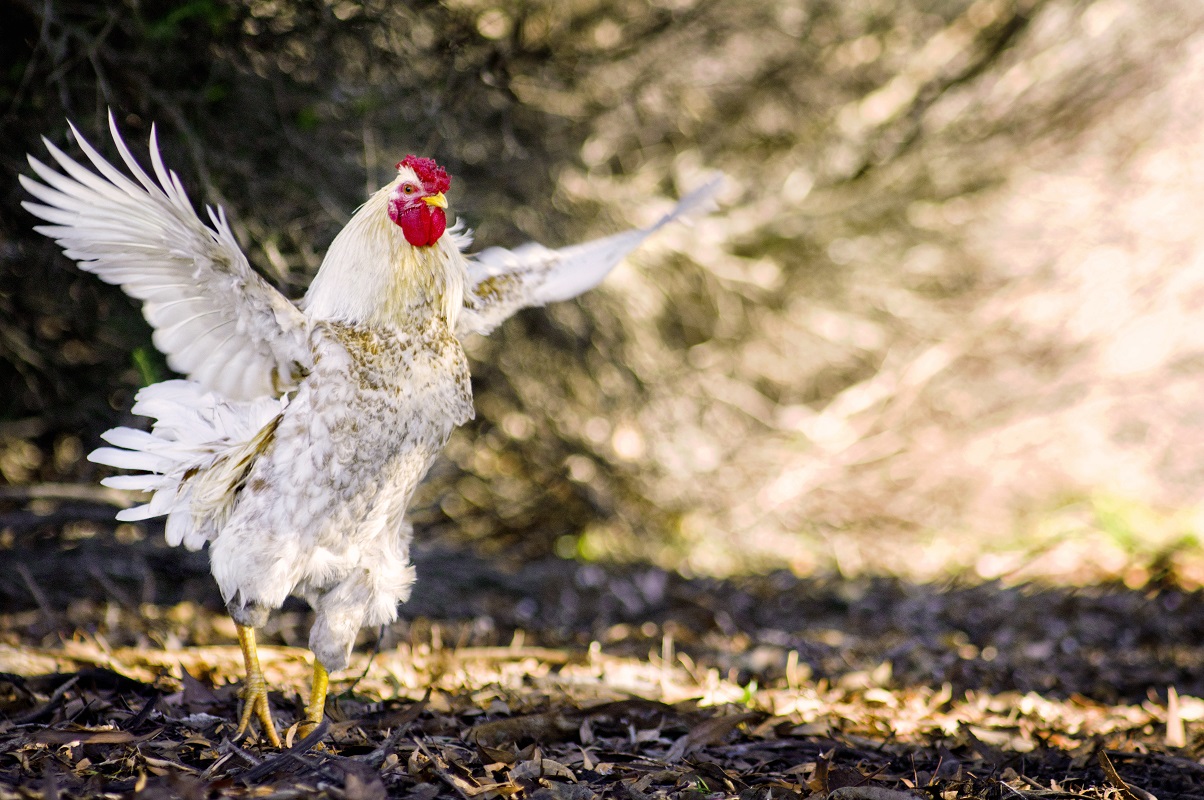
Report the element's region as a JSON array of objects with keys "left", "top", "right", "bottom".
[{"left": 4, "top": 0, "right": 1204, "bottom": 576}]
